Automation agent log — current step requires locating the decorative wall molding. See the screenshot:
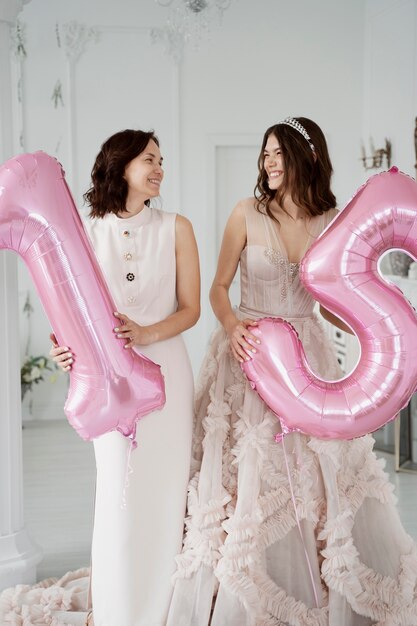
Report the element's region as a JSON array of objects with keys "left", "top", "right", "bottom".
[
  {"left": 10, "top": 18, "right": 26, "bottom": 57},
  {"left": 51, "top": 79, "right": 64, "bottom": 109},
  {"left": 0, "top": 0, "right": 31, "bottom": 24},
  {"left": 58, "top": 21, "right": 101, "bottom": 196},
  {"left": 10, "top": 20, "right": 26, "bottom": 153},
  {"left": 60, "top": 20, "right": 100, "bottom": 63},
  {"left": 151, "top": 25, "right": 185, "bottom": 64}
]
